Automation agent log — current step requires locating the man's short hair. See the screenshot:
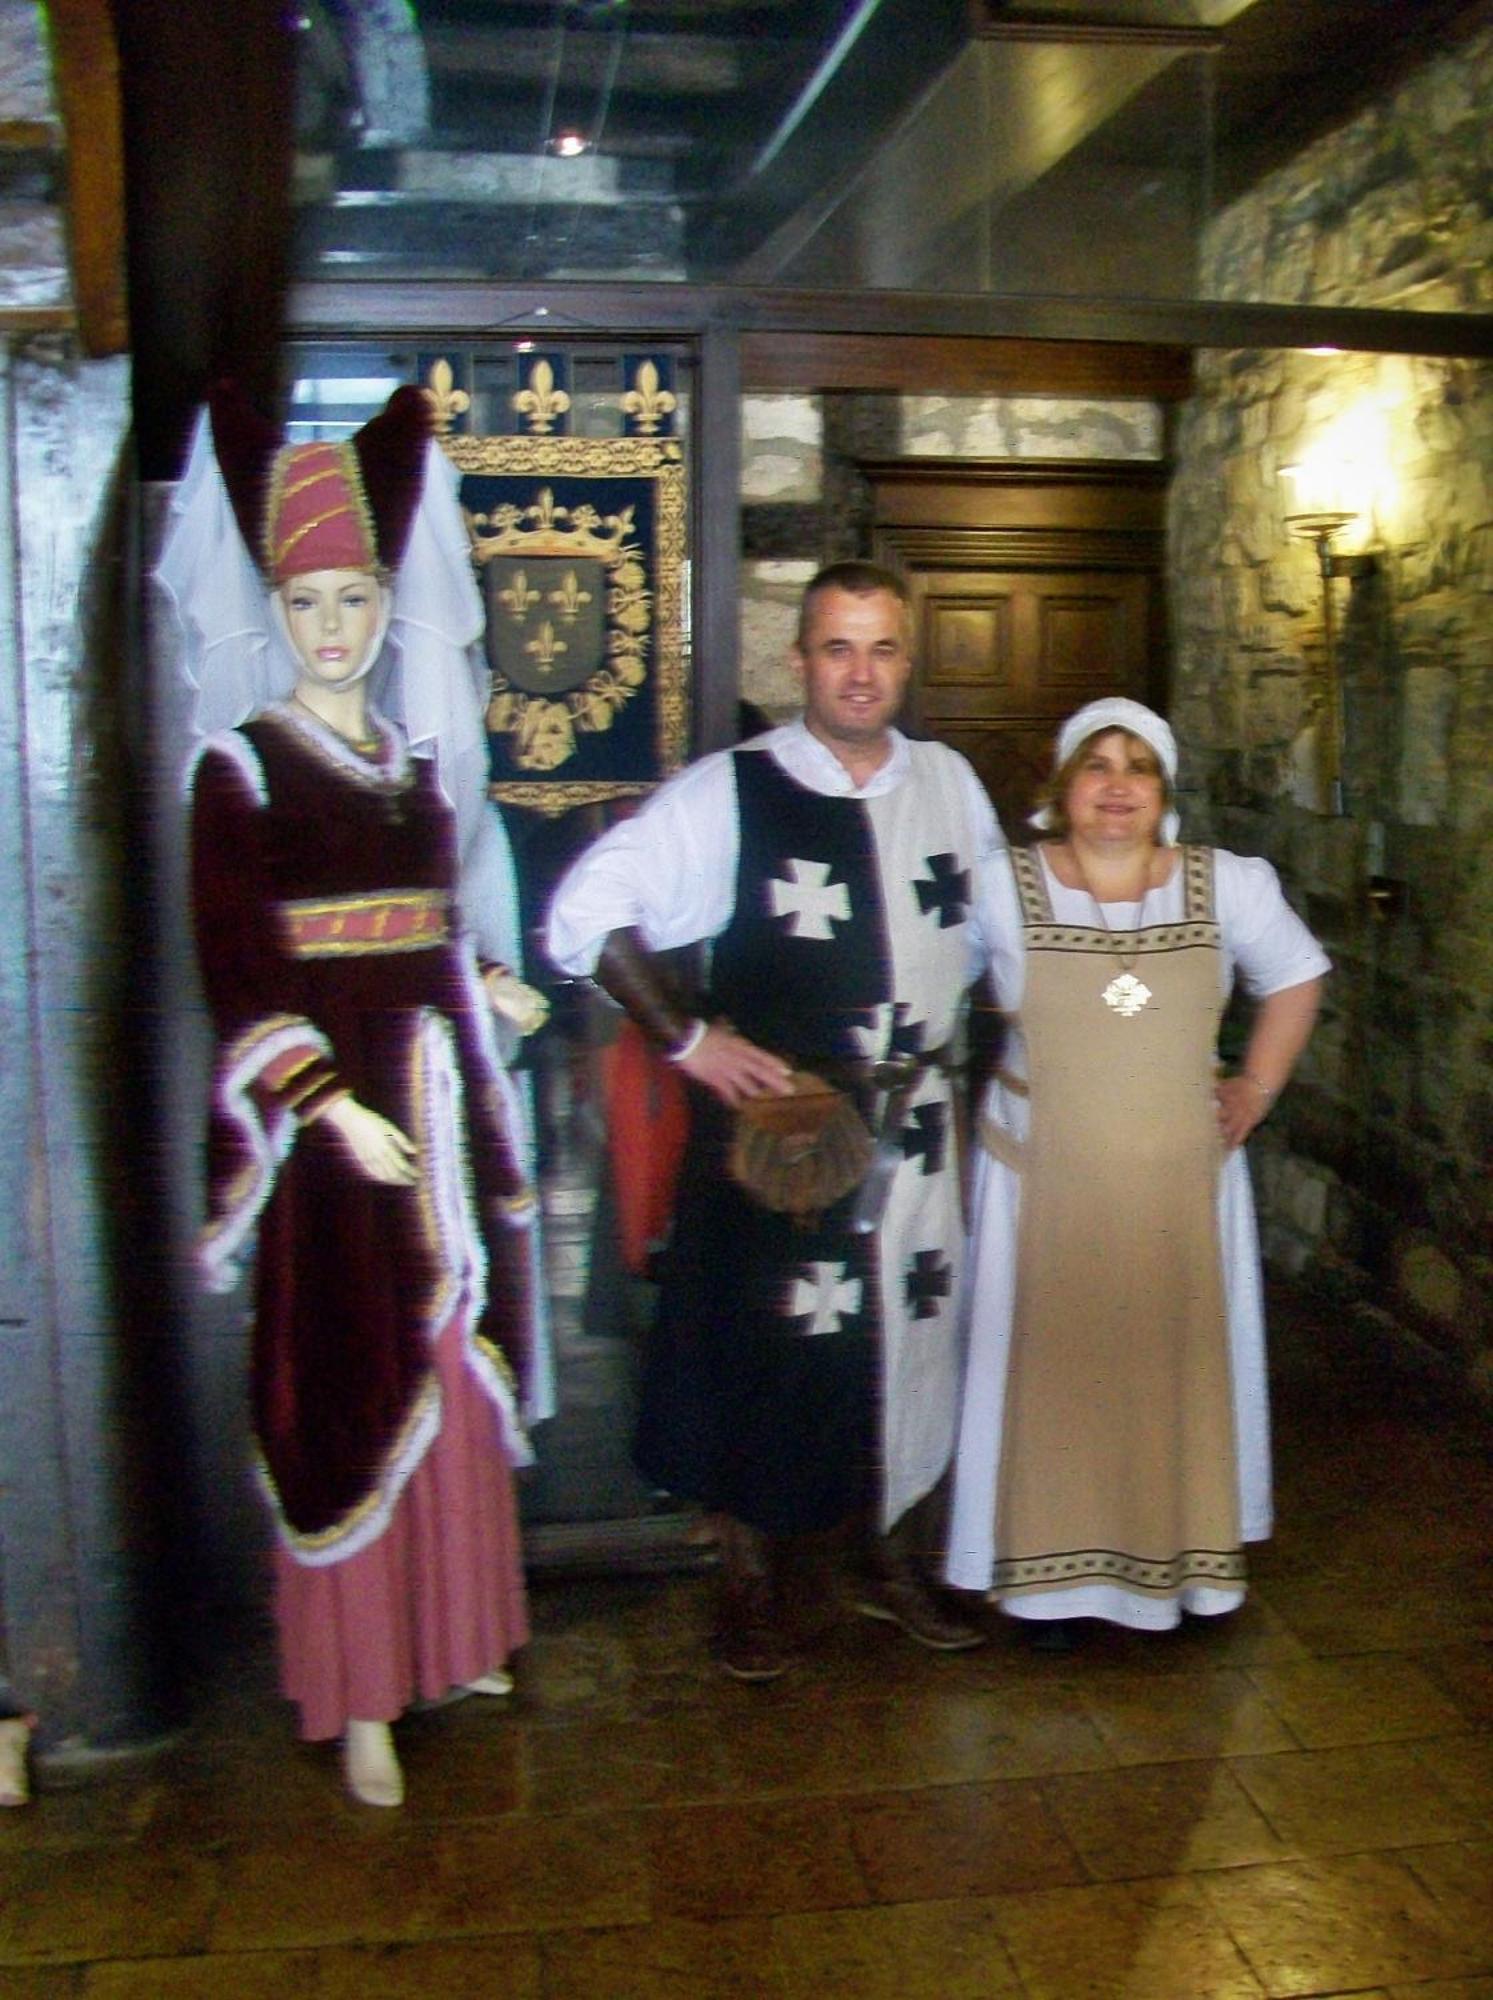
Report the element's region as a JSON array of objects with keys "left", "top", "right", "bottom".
[{"left": 796, "top": 560, "right": 911, "bottom": 648}]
